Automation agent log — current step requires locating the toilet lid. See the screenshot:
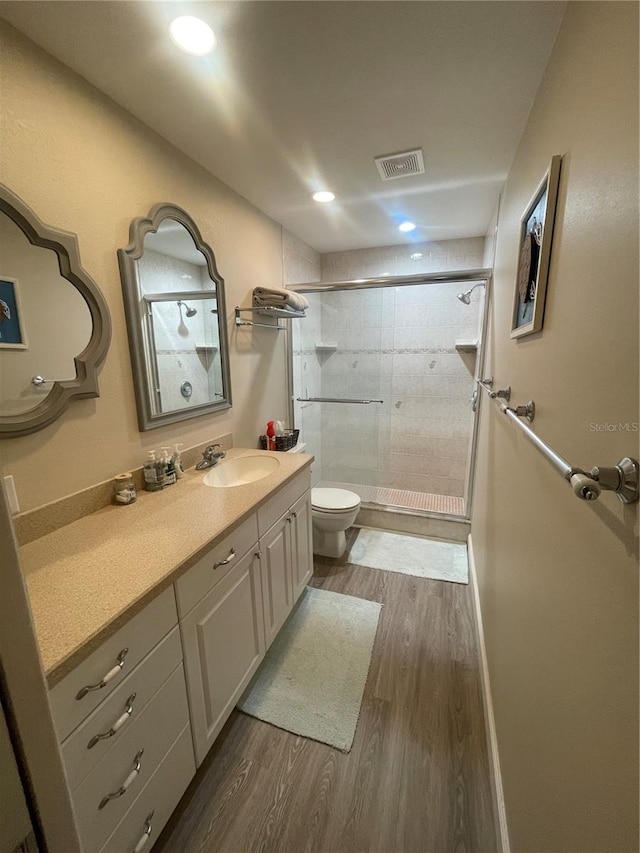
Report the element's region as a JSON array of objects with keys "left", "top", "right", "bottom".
[{"left": 311, "top": 487, "right": 361, "bottom": 511}]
